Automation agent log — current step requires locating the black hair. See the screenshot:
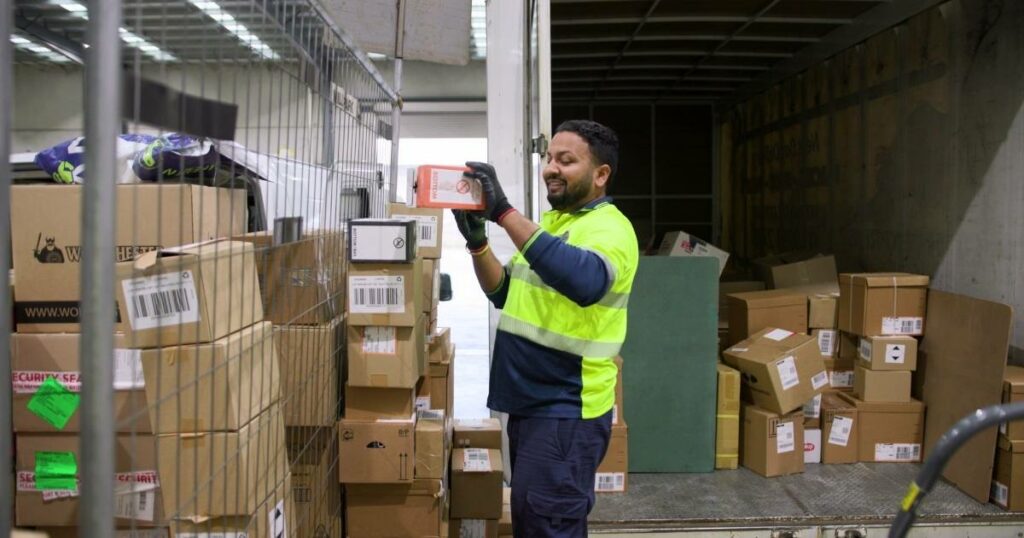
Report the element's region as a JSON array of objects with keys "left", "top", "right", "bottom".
[{"left": 554, "top": 119, "right": 620, "bottom": 182}]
